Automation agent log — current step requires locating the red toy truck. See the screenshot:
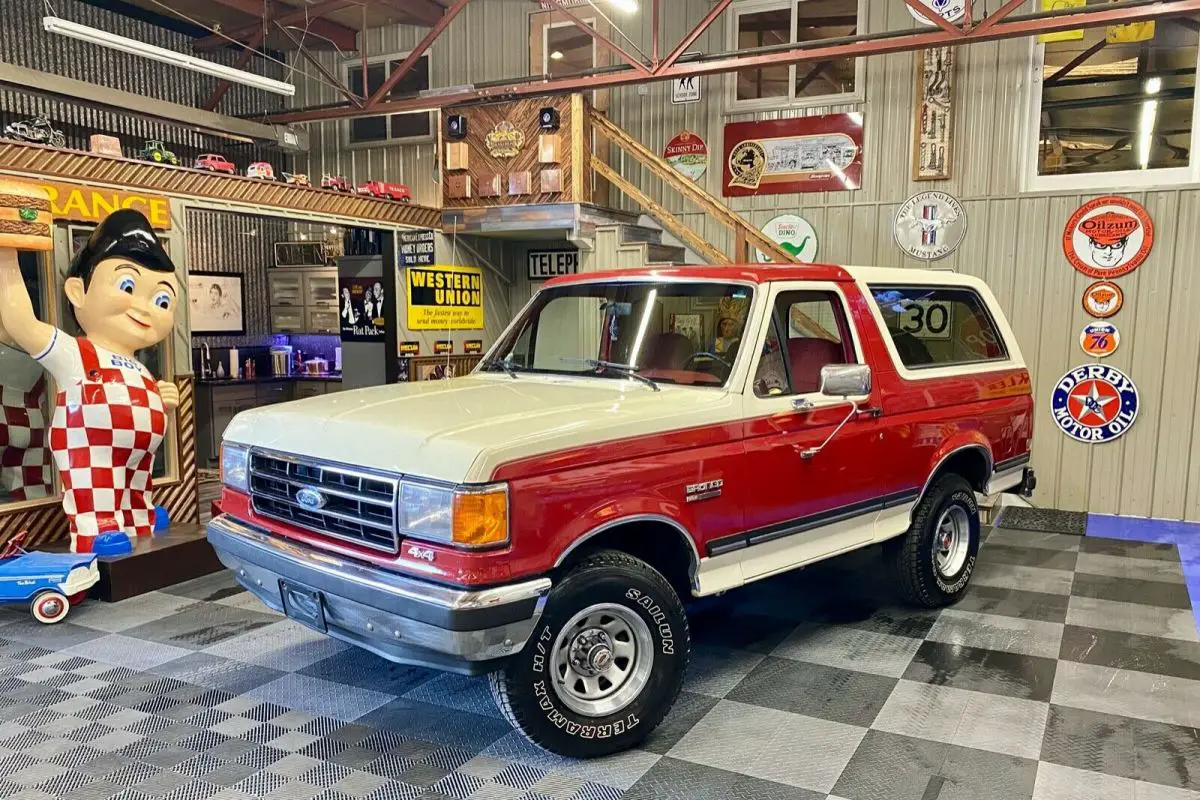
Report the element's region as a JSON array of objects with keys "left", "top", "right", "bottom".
[
  {"left": 194, "top": 154, "right": 236, "bottom": 174},
  {"left": 356, "top": 180, "right": 412, "bottom": 202},
  {"left": 209, "top": 264, "right": 1035, "bottom": 758}
]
